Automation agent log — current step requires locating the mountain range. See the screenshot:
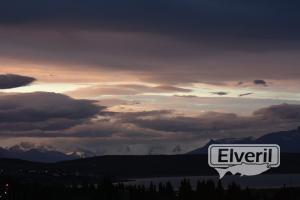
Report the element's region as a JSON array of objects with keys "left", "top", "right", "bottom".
[
  {"left": 1, "top": 127, "right": 300, "bottom": 162},
  {"left": 188, "top": 127, "right": 300, "bottom": 154},
  {"left": 0, "top": 143, "right": 95, "bottom": 162}
]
